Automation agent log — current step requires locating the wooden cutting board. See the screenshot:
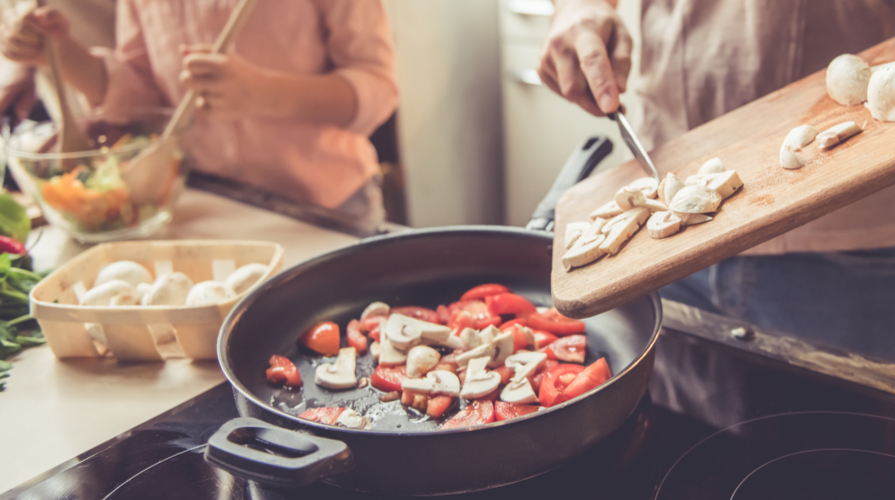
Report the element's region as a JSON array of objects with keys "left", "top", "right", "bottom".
[{"left": 551, "top": 37, "right": 895, "bottom": 319}]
